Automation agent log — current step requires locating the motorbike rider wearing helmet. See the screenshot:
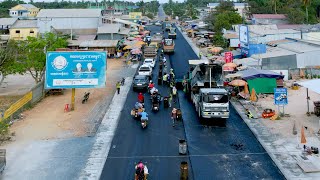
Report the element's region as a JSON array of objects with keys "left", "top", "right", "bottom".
[
  {"left": 138, "top": 93, "right": 144, "bottom": 103},
  {"left": 148, "top": 81, "right": 154, "bottom": 90},
  {"left": 140, "top": 110, "right": 148, "bottom": 121},
  {"left": 135, "top": 161, "right": 145, "bottom": 180}
]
